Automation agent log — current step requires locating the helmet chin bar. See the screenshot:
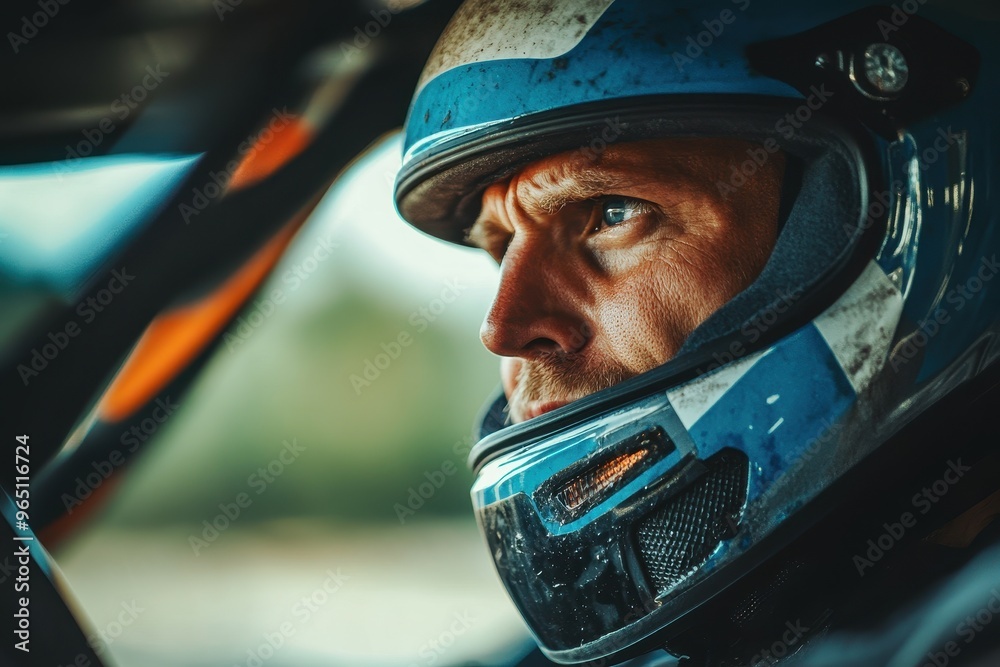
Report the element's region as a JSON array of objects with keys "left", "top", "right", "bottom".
[
  {"left": 472, "top": 393, "right": 744, "bottom": 662},
  {"left": 470, "top": 261, "right": 908, "bottom": 664}
]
